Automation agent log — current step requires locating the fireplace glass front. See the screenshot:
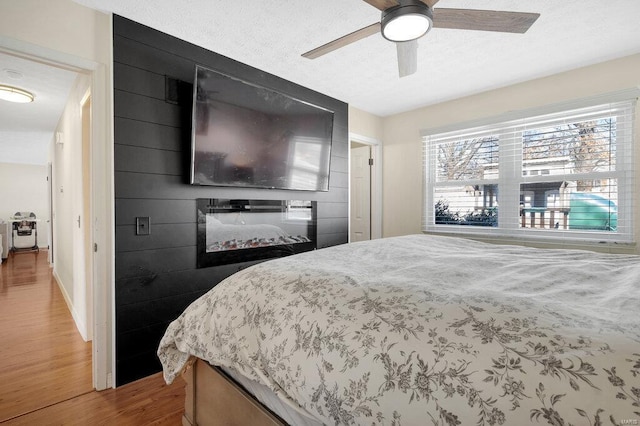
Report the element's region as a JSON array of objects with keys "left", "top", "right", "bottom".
[{"left": 196, "top": 199, "right": 317, "bottom": 268}]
